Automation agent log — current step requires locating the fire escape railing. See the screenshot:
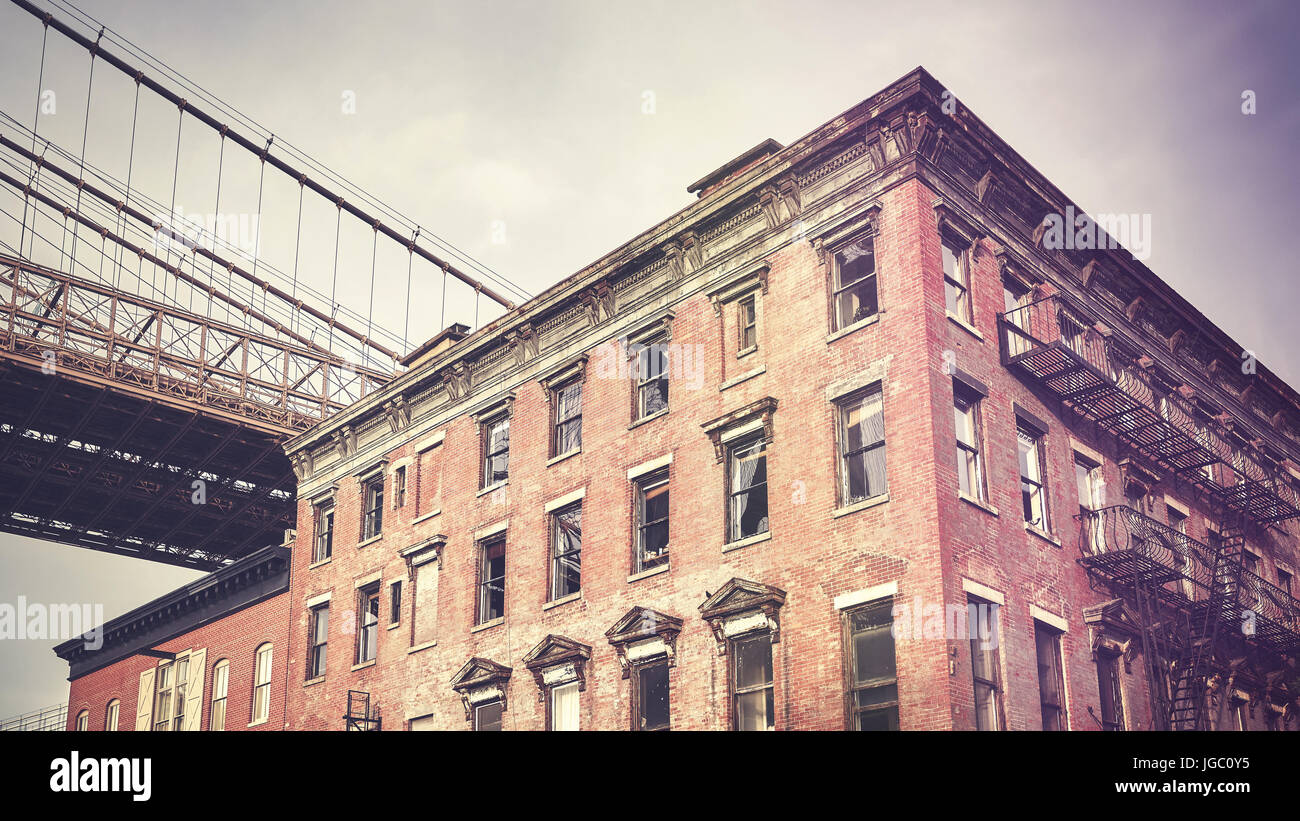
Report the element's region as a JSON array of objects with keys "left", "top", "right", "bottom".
[
  {"left": 1078, "top": 506, "right": 1300, "bottom": 653},
  {"left": 999, "top": 294, "right": 1300, "bottom": 526}
]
